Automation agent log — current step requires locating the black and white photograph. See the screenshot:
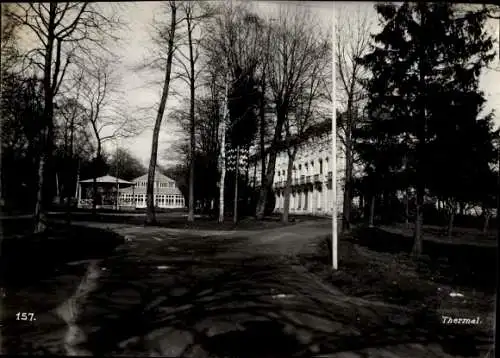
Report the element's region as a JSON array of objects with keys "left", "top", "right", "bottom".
[
  {"left": 1, "top": 1, "right": 336, "bottom": 356},
  {"left": 0, "top": 1, "right": 498, "bottom": 357},
  {"left": 334, "top": 2, "right": 498, "bottom": 357}
]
